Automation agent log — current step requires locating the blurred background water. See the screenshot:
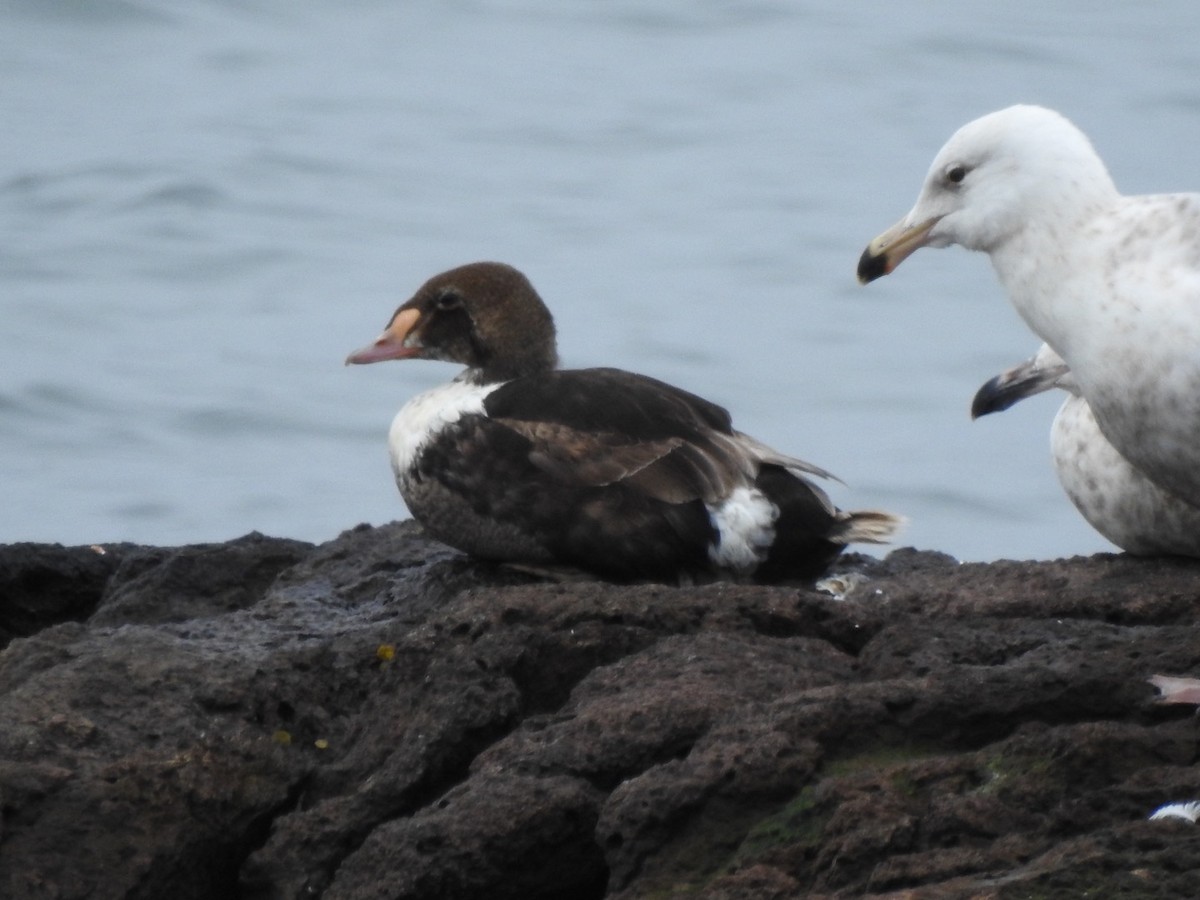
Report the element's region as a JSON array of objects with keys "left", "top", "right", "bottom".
[{"left": 4, "top": 0, "right": 1200, "bottom": 560}]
